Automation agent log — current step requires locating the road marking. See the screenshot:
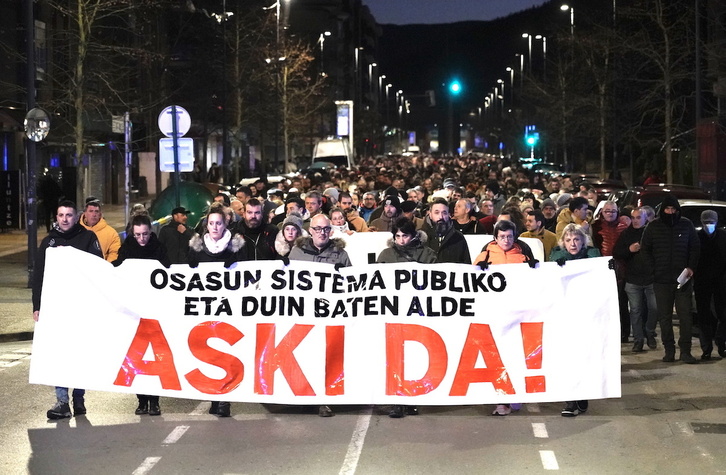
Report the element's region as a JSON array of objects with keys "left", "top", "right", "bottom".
[
  {"left": 132, "top": 456, "right": 161, "bottom": 475},
  {"left": 0, "top": 361, "right": 20, "bottom": 368},
  {"left": 532, "top": 422, "right": 549, "bottom": 438},
  {"left": 338, "top": 407, "right": 373, "bottom": 475},
  {"left": 189, "top": 402, "right": 209, "bottom": 415},
  {"left": 163, "top": 425, "right": 190, "bottom": 445},
  {"left": 673, "top": 421, "right": 694, "bottom": 436},
  {"left": 539, "top": 450, "right": 559, "bottom": 470}
]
